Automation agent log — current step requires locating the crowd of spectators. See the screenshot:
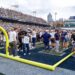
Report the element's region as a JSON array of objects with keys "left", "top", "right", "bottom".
[
  {"left": 0, "top": 8, "right": 47, "bottom": 24},
  {"left": 0, "top": 8, "right": 75, "bottom": 57},
  {"left": 0, "top": 21, "right": 49, "bottom": 32}
]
